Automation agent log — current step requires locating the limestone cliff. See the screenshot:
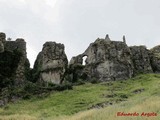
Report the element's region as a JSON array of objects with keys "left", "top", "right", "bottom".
[{"left": 33, "top": 42, "right": 68, "bottom": 85}]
